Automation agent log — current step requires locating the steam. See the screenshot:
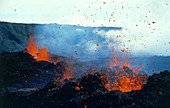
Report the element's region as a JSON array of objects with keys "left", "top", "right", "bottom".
[{"left": 33, "top": 24, "right": 121, "bottom": 59}]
